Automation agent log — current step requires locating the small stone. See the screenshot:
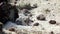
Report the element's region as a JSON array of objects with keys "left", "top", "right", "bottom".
[
  {"left": 15, "top": 0, "right": 18, "bottom": 1},
  {"left": 37, "top": 14, "right": 46, "bottom": 20},
  {"left": 14, "top": 2, "right": 17, "bottom": 4},
  {"left": 29, "top": 14, "right": 32, "bottom": 17},
  {"left": 45, "top": 9, "right": 50, "bottom": 12},
  {"left": 49, "top": 20, "right": 56, "bottom": 24},
  {"left": 45, "top": 9, "right": 50, "bottom": 14},
  {"left": 33, "top": 23, "right": 39, "bottom": 26},
  {"left": 9, "top": 28, "right": 15, "bottom": 32},
  {"left": 56, "top": 23, "right": 60, "bottom": 25},
  {"left": 50, "top": 31, "right": 54, "bottom": 34}
]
